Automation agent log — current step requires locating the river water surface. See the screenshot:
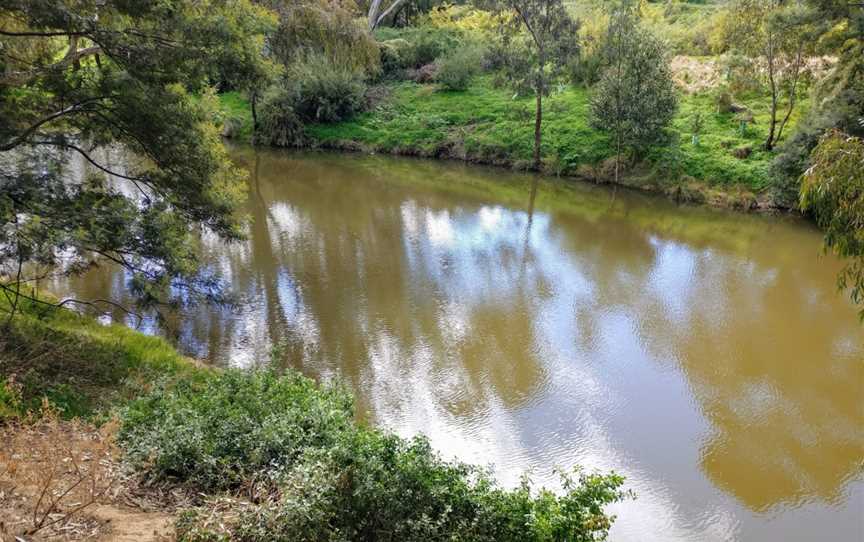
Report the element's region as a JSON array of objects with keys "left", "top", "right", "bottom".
[{"left": 51, "top": 148, "right": 863, "bottom": 541}]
